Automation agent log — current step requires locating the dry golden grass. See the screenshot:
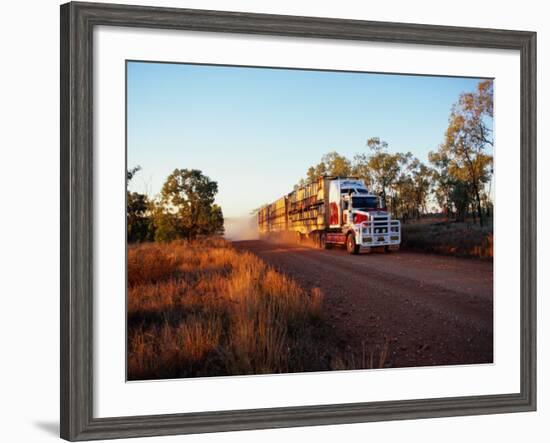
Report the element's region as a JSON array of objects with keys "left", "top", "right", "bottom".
[{"left": 127, "top": 238, "right": 343, "bottom": 380}]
